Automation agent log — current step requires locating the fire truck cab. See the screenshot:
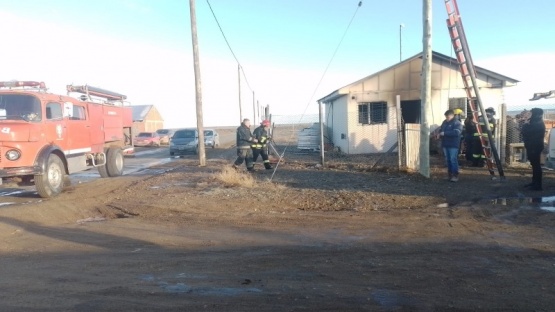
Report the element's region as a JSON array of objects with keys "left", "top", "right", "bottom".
[{"left": 0, "top": 81, "right": 134, "bottom": 198}]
